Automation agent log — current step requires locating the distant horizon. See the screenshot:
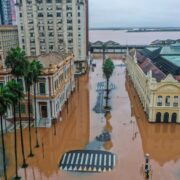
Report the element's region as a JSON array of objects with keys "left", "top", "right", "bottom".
[
  {"left": 90, "top": 26, "right": 180, "bottom": 29},
  {"left": 90, "top": 0, "right": 180, "bottom": 28}
]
